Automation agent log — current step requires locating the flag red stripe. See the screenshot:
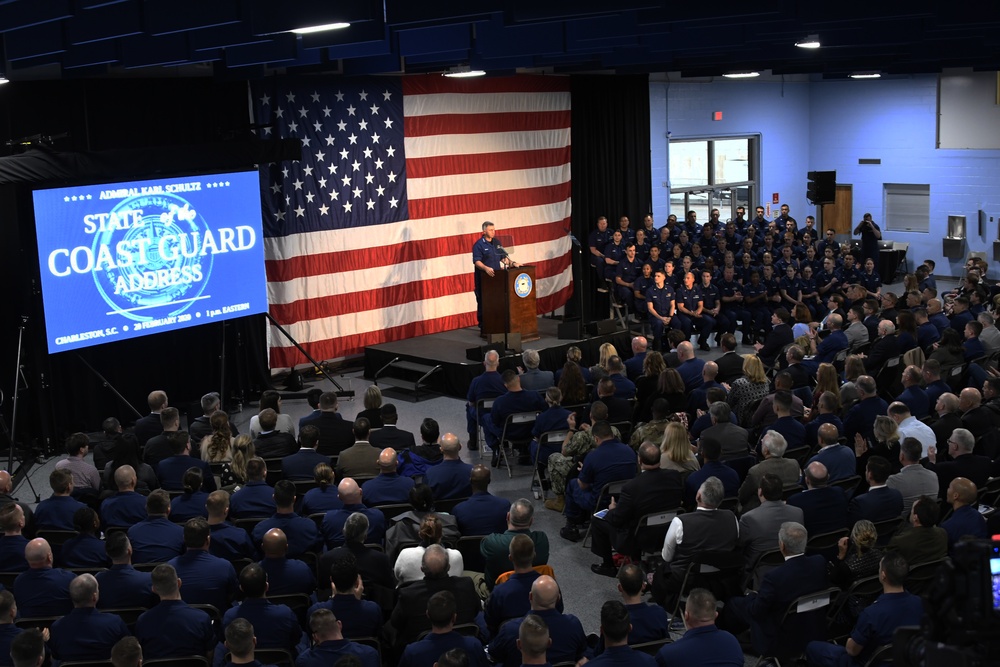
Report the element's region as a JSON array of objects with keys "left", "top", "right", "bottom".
[
  {"left": 402, "top": 75, "right": 570, "bottom": 96},
  {"left": 408, "top": 182, "right": 571, "bottom": 220},
  {"left": 406, "top": 147, "right": 570, "bottom": 179},
  {"left": 265, "top": 217, "right": 571, "bottom": 282},
  {"left": 404, "top": 110, "right": 571, "bottom": 138},
  {"left": 268, "top": 280, "right": 575, "bottom": 368},
  {"left": 269, "top": 253, "right": 572, "bottom": 323}
]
